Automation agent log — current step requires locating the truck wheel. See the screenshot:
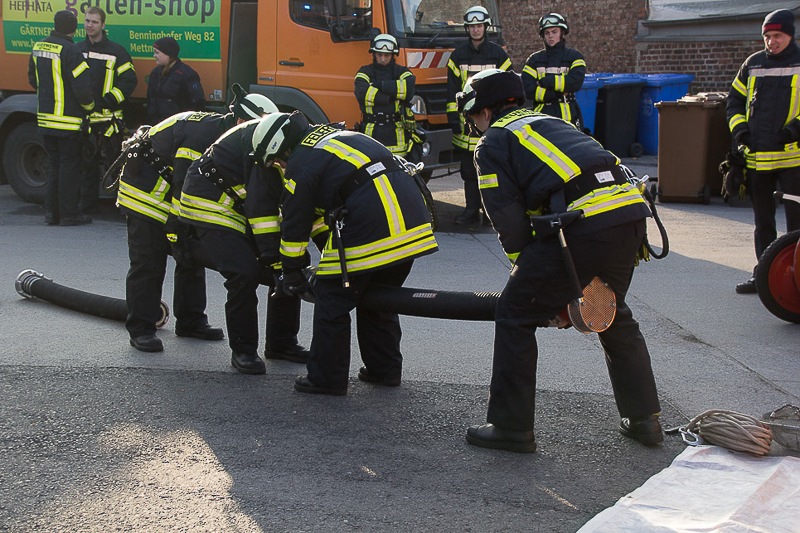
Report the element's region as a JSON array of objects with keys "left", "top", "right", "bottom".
[
  {"left": 755, "top": 230, "right": 800, "bottom": 323},
  {"left": 3, "top": 121, "right": 48, "bottom": 204}
]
